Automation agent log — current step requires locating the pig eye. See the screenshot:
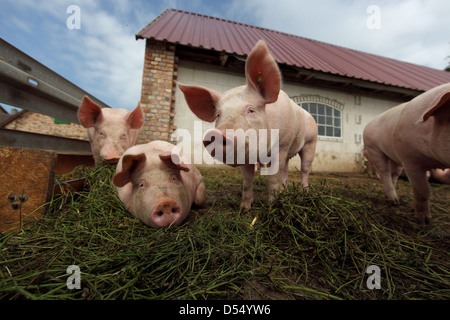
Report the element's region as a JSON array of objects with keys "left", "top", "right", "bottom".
[
  {"left": 138, "top": 180, "right": 146, "bottom": 189},
  {"left": 215, "top": 112, "right": 221, "bottom": 119},
  {"left": 120, "top": 133, "right": 127, "bottom": 140},
  {"left": 98, "top": 131, "right": 105, "bottom": 138},
  {"left": 171, "top": 175, "right": 177, "bottom": 182},
  {"left": 247, "top": 106, "right": 256, "bottom": 114}
]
